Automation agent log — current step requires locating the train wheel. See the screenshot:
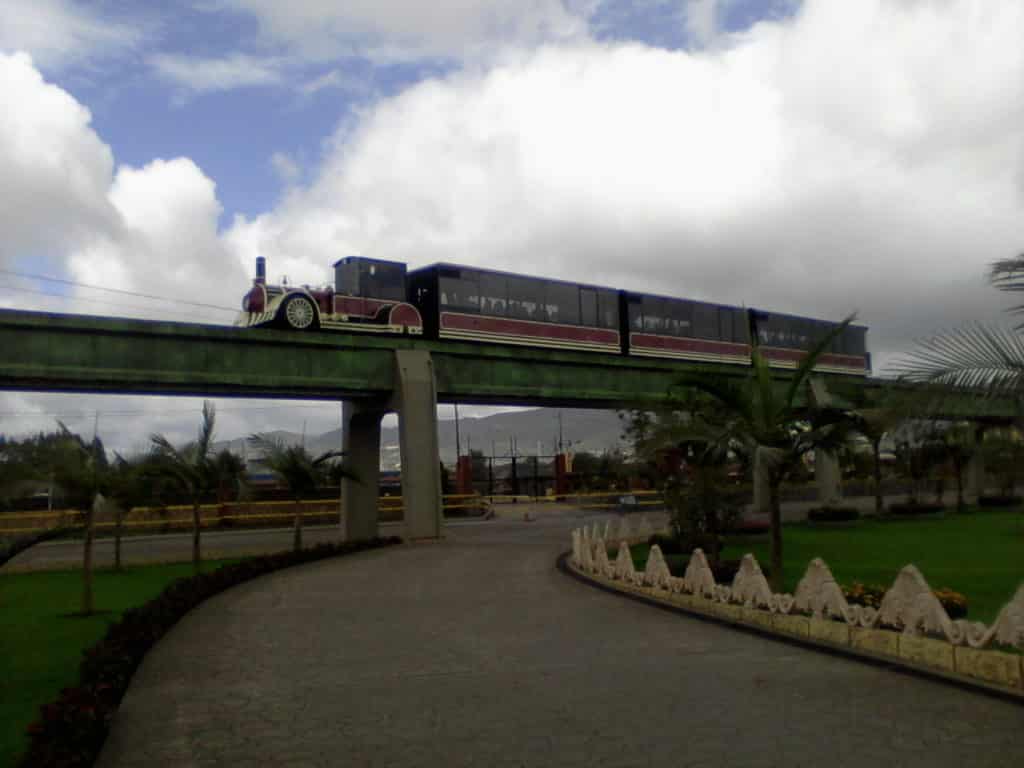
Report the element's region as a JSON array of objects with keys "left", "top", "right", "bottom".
[{"left": 282, "top": 295, "right": 318, "bottom": 330}]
